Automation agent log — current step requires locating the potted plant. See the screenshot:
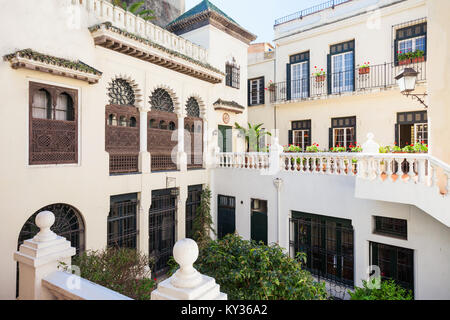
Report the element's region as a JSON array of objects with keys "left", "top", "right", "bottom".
[
  {"left": 265, "top": 80, "right": 276, "bottom": 92},
  {"left": 358, "top": 62, "right": 370, "bottom": 75},
  {"left": 313, "top": 66, "right": 326, "bottom": 82},
  {"left": 411, "top": 50, "right": 425, "bottom": 64},
  {"left": 398, "top": 51, "right": 411, "bottom": 65},
  {"left": 284, "top": 145, "right": 302, "bottom": 153}
]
